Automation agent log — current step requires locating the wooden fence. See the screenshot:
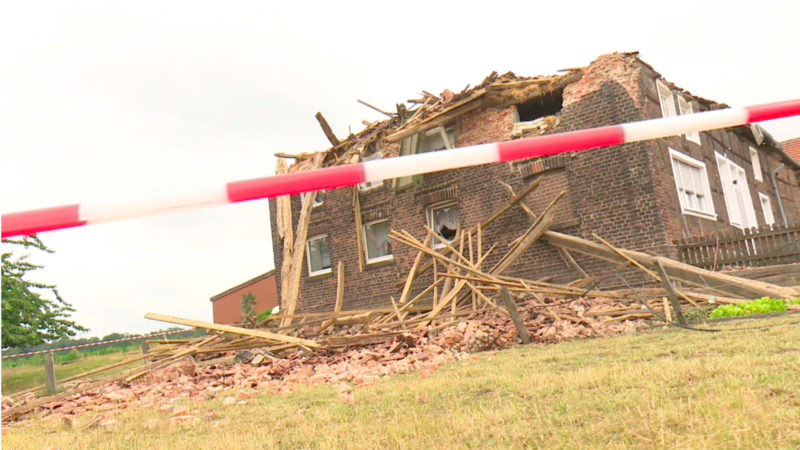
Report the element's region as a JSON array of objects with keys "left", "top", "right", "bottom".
[{"left": 674, "top": 223, "right": 800, "bottom": 270}]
